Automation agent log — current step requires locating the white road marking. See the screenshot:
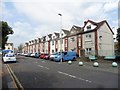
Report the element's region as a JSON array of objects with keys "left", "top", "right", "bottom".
[
  {"left": 5, "top": 64, "right": 24, "bottom": 89},
  {"left": 58, "top": 71, "right": 92, "bottom": 83},
  {"left": 37, "top": 65, "right": 43, "bottom": 68},
  {"left": 41, "top": 61, "right": 45, "bottom": 63},
  {"left": 44, "top": 67, "right": 49, "bottom": 70},
  {"left": 37, "top": 65, "right": 49, "bottom": 70}
]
